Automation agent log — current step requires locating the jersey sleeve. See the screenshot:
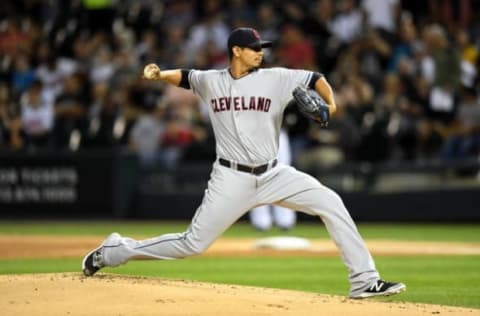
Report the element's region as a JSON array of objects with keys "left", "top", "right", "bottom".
[
  {"left": 277, "top": 68, "right": 320, "bottom": 108},
  {"left": 187, "top": 70, "right": 207, "bottom": 100}
]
